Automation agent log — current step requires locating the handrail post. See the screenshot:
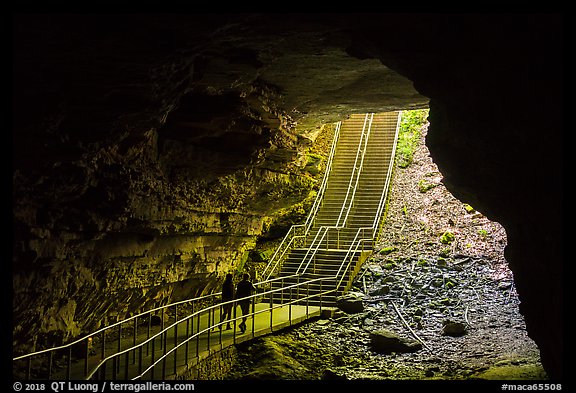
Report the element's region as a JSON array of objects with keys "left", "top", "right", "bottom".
[
  {"left": 269, "top": 287, "right": 273, "bottom": 330},
  {"left": 117, "top": 324, "right": 122, "bottom": 373},
  {"left": 185, "top": 318, "right": 190, "bottom": 365},
  {"left": 84, "top": 337, "right": 89, "bottom": 377},
  {"left": 173, "top": 304, "right": 178, "bottom": 376},
  {"left": 232, "top": 303, "right": 237, "bottom": 345},
  {"left": 146, "top": 314, "right": 151, "bottom": 357},
  {"left": 289, "top": 286, "right": 292, "bottom": 325},
  {"left": 132, "top": 316, "right": 137, "bottom": 365},
  {"left": 150, "top": 337, "right": 155, "bottom": 380},
  {"left": 251, "top": 296, "right": 255, "bottom": 337},
  {"left": 195, "top": 312, "right": 200, "bottom": 358},
  {"left": 319, "top": 280, "right": 323, "bottom": 311},
  {"left": 306, "top": 281, "right": 309, "bottom": 317}
]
